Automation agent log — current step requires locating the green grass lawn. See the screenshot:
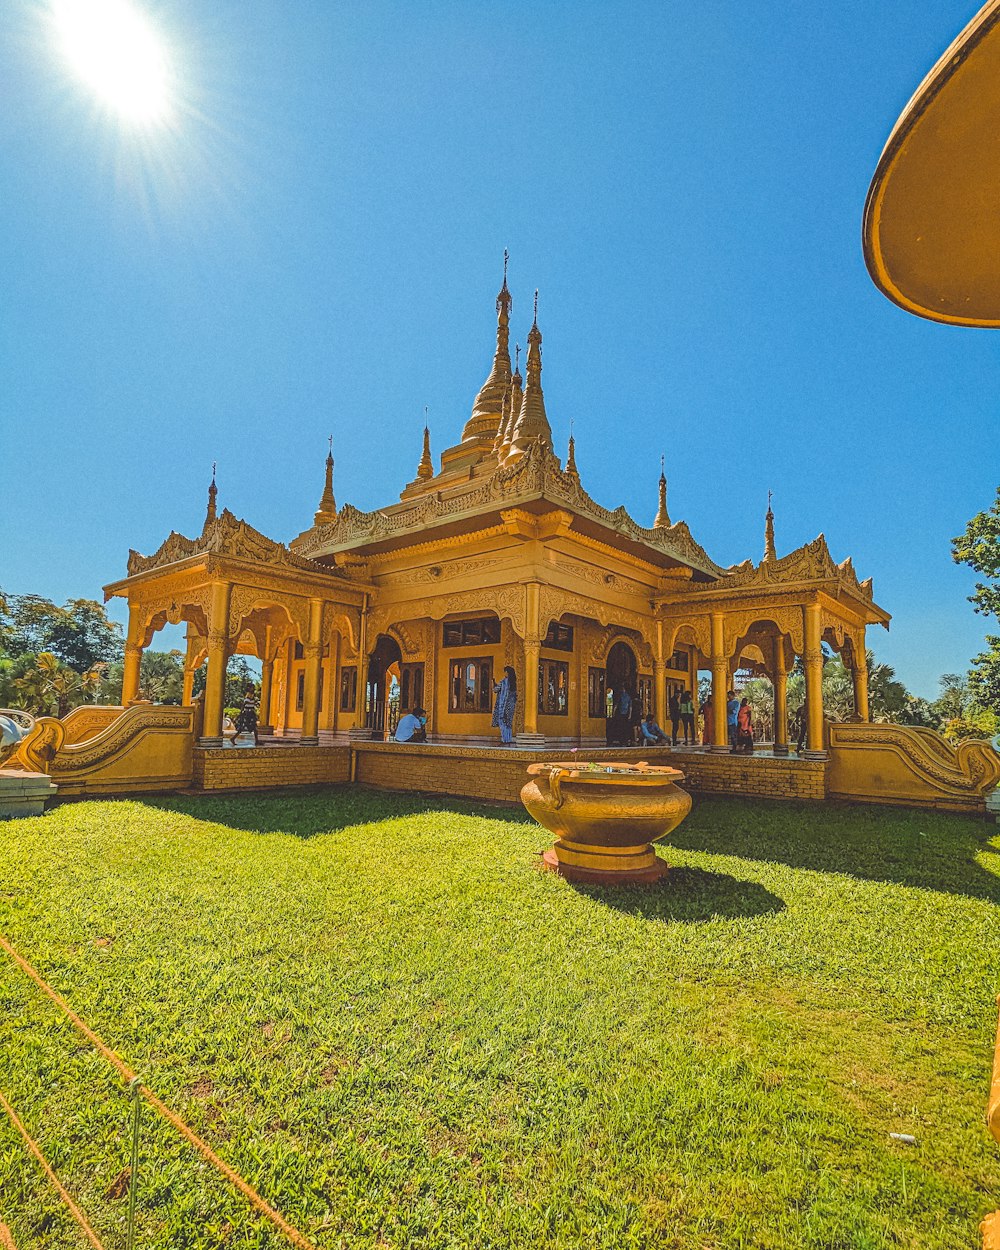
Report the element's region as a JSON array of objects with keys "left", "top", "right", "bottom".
[{"left": 1, "top": 789, "right": 998, "bottom": 1249}]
